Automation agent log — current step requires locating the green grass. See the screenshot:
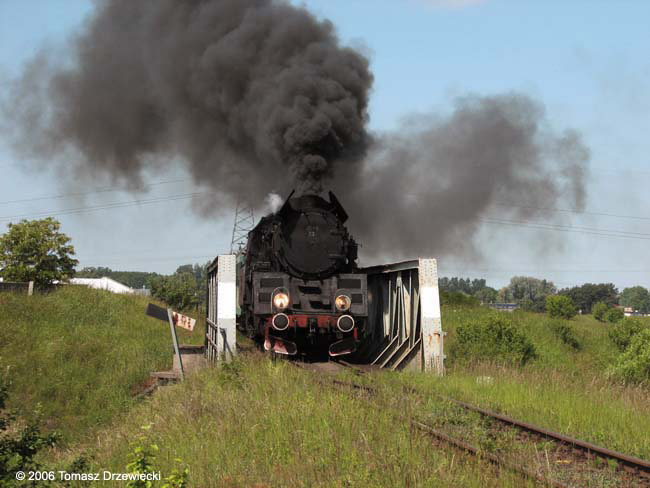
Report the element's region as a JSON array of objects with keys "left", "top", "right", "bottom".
[
  {"left": 3, "top": 290, "right": 650, "bottom": 486},
  {"left": 58, "top": 356, "right": 533, "bottom": 488},
  {"left": 0, "top": 286, "right": 204, "bottom": 443},
  {"left": 443, "top": 306, "right": 619, "bottom": 373},
  {"left": 380, "top": 305, "right": 650, "bottom": 459}
]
